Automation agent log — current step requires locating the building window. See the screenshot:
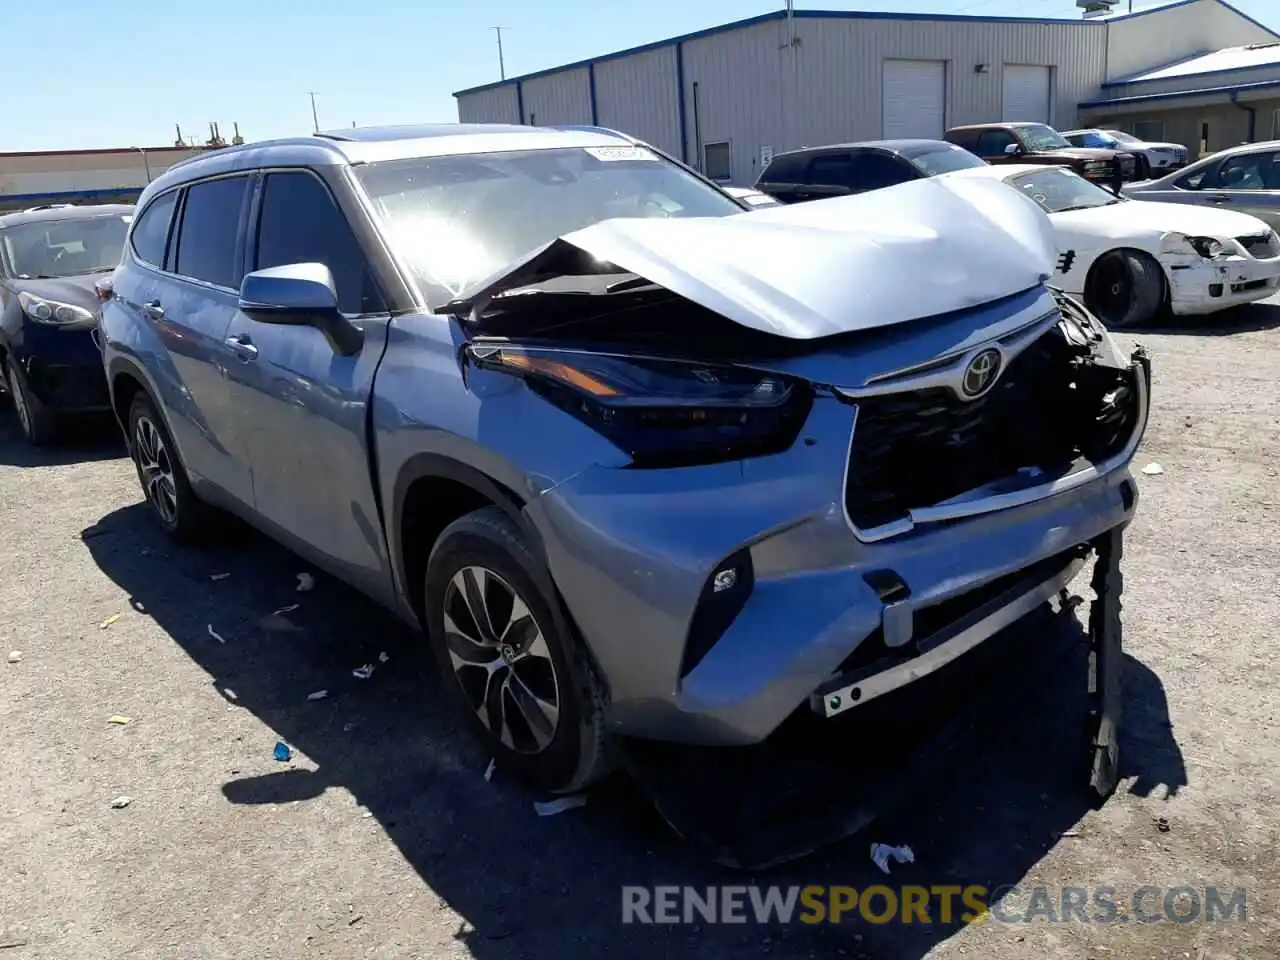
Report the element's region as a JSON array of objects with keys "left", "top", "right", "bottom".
[
  {"left": 1199, "top": 121, "right": 1210, "bottom": 157},
  {"left": 1132, "top": 120, "right": 1164, "bottom": 142},
  {"left": 1272, "top": 108, "right": 1280, "bottom": 140},
  {"left": 704, "top": 141, "right": 732, "bottom": 181}
]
